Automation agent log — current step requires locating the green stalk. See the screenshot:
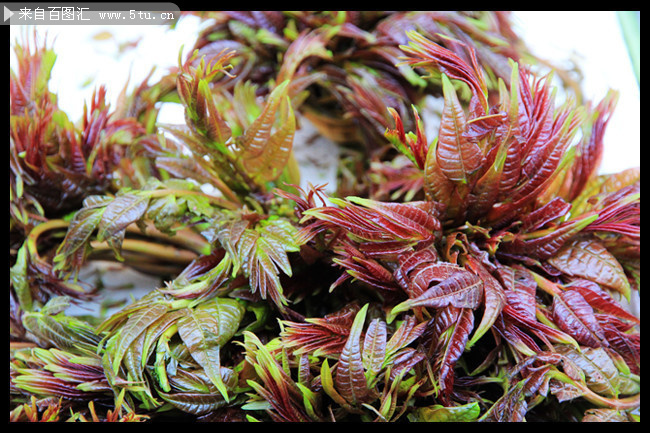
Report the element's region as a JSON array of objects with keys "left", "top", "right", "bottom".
[
  {"left": 154, "top": 324, "right": 178, "bottom": 392},
  {"left": 148, "top": 188, "right": 239, "bottom": 210},
  {"left": 126, "top": 222, "right": 211, "bottom": 256},
  {"left": 26, "top": 219, "right": 69, "bottom": 259},
  {"left": 529, "top": 270, "right": 562, "bottom": 296},
  {"left": 548, "top": 370, "right": 641, "bottom": 411},
  {"left": 90, "top": 239, "right": 198, "bottom": 264}
]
